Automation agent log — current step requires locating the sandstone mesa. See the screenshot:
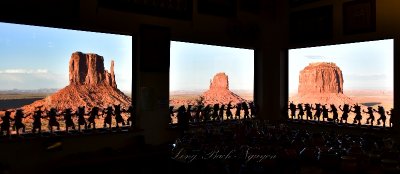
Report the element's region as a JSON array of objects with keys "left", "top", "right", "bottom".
[
  {"left": 291, "top": 62, "right": 355, "bottom": 106},
  {"left": 170, "top": 72, "right": 248, "bottom": 106},
  {"left": 202, "top": 72, "right": 247, "bottom": 105},
  {"left": 21, "top": 51, "right": 131, "bottom": 114}
]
